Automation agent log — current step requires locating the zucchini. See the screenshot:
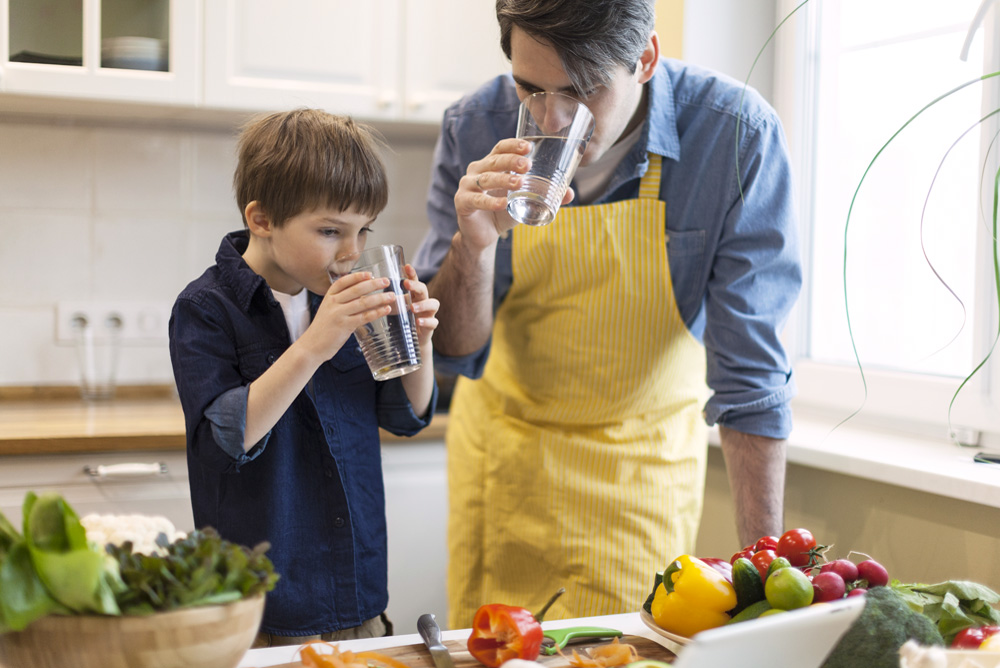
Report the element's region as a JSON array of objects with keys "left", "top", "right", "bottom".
[{"left": 731, "top": 557, "right": 766, "bottom": 613}]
